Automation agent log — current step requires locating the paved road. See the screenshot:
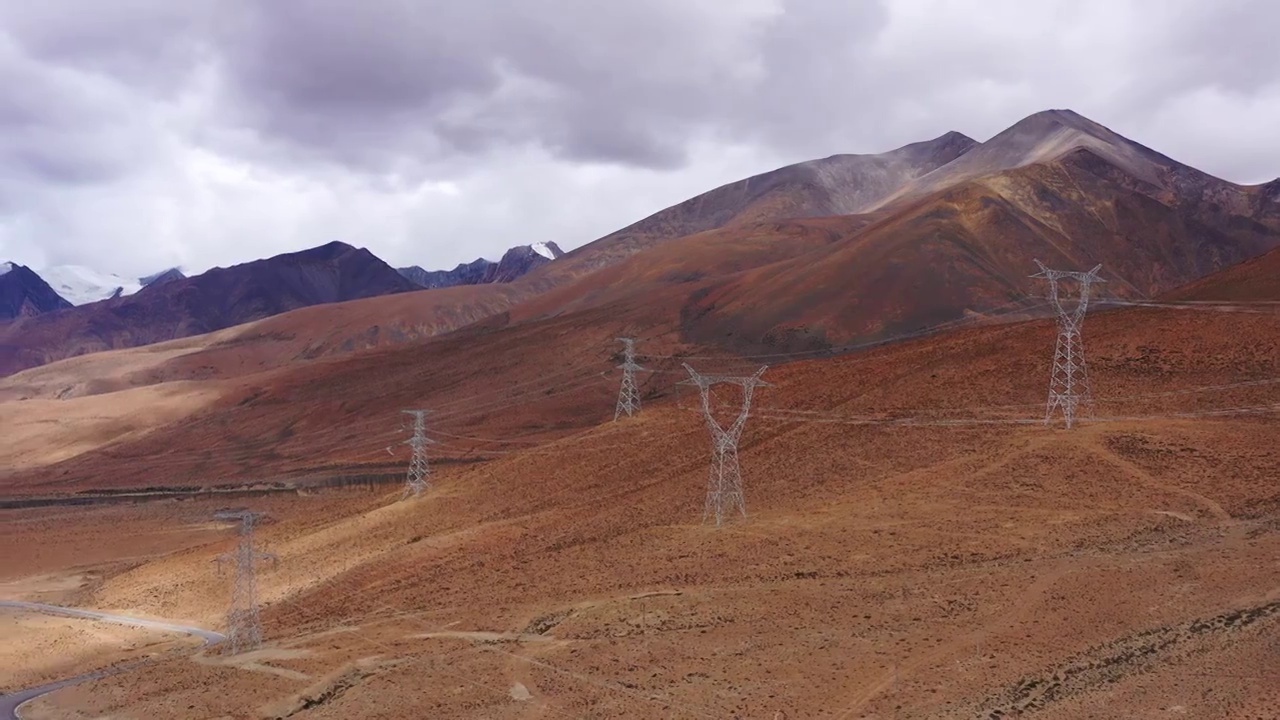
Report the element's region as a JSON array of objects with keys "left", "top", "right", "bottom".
[{"left": 0, "top": 600, "right": 224, "bottom": 720}]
